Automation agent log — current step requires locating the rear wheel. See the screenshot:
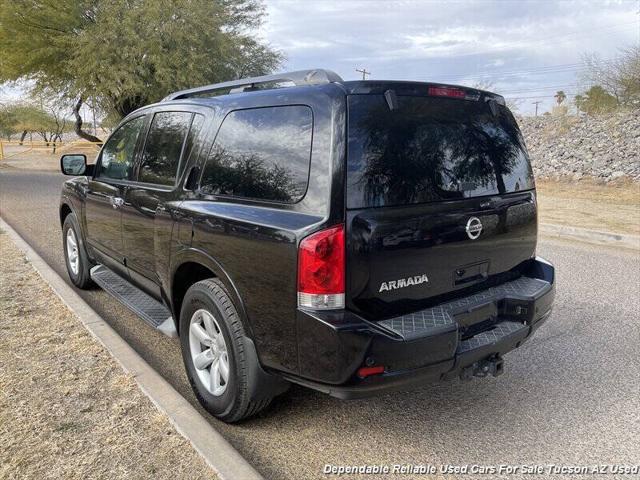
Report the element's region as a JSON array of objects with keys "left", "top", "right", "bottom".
[
  {"left": 179, "top": 279, "right": 274, "bottom": 422},
  {"left": 62, "top": 213, "right": 94, "bottom": 289}
]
